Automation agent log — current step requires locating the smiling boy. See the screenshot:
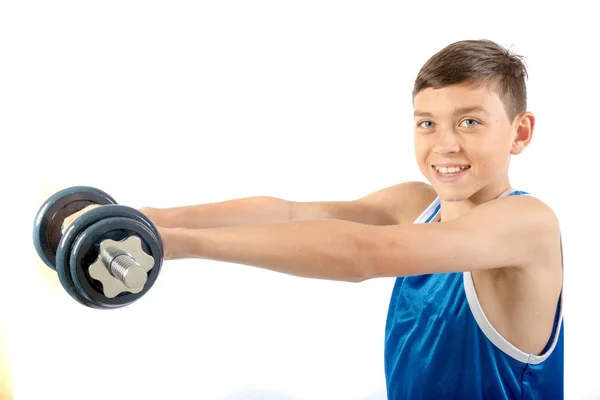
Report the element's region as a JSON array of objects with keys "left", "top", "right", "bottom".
[{"left": 64, "top": 39, "right": 564, "bottom": 399}]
